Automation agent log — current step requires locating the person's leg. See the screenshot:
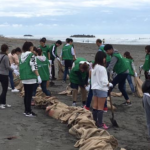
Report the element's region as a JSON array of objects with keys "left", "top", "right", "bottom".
[
  {"left": 71, "top": 83, "right": 78, "bottom": 106},
  {"left": 41, "top": 81, "right": 51, "bottom": 96},
  {"left": 92, "top": 90, "right": 98, "bottom": 123},
  {"left": 32, "top": 83, "right": 39, "bottom": 97},
  {"left": 0, "top": 75, "right": 8, "bottom": 105},
  {"left": 143, "top": 94, "right": 150, "bottom": 137},
  {"left": 80, "top": 87, "right": 87, "bottom": 106},
  {"left": 86, "top": 86, "right": 93, "bottom": 108},
  {"left": 145, "top": 71, "right": 148, "bottom": 80},
  {"left": 127, "top": 75, "right": 135, "bottom": 93},
  {"left": 63, "top": 66, "right": 68, "bottom": 82},
  {"left": 9, "top": 71, "right": 15, "bottom": 90},
  {"left": 51, "top": 59, "right": 55, "bottom": 79}
]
